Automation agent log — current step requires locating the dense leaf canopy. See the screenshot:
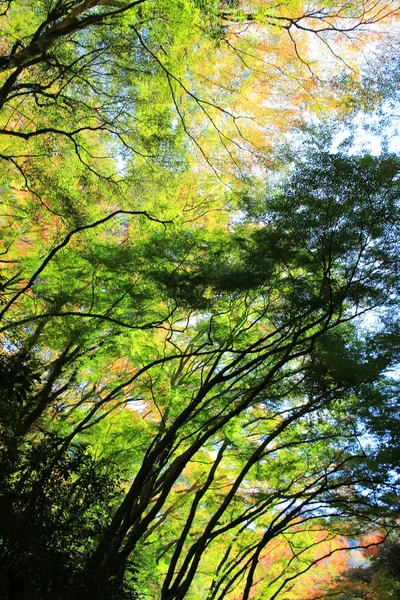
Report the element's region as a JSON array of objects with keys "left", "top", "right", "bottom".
[{"left": 0, "top": 2, "right": 400, "bottom": 600}]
